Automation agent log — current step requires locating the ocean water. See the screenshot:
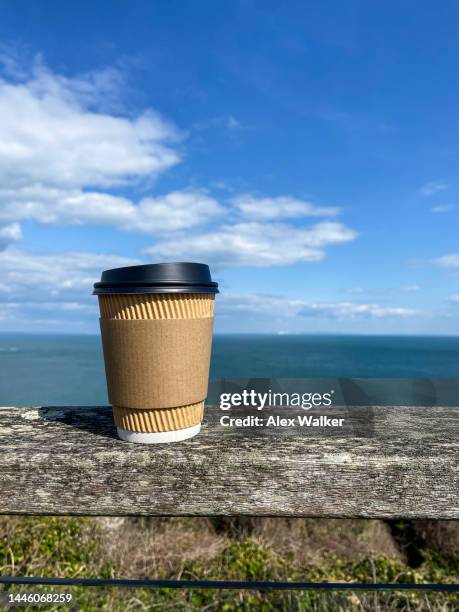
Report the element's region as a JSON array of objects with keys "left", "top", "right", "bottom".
[{"left": 0, "top": 333, "right": 458, "bottom": 406}]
